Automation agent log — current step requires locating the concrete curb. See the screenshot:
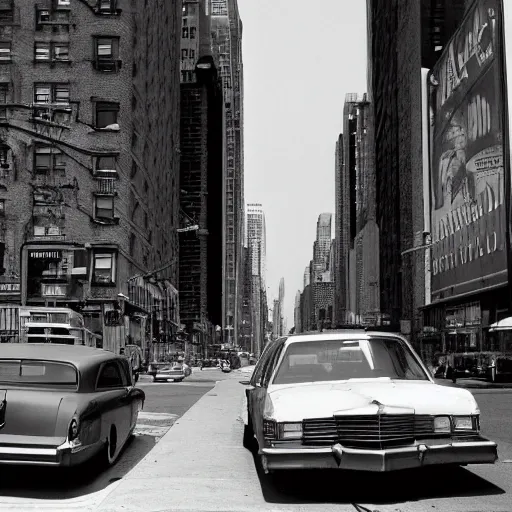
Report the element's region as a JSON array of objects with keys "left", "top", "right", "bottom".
[{"left": 435, "top": 378, "right": 512, "bottom": 390}]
